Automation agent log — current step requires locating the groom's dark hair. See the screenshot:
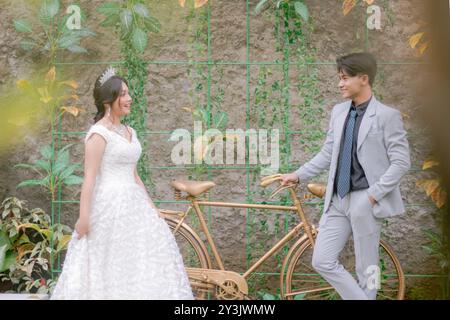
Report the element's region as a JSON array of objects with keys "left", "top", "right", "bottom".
[{"left": 336, "top": 52, "right": 377, "bottom": 86}]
